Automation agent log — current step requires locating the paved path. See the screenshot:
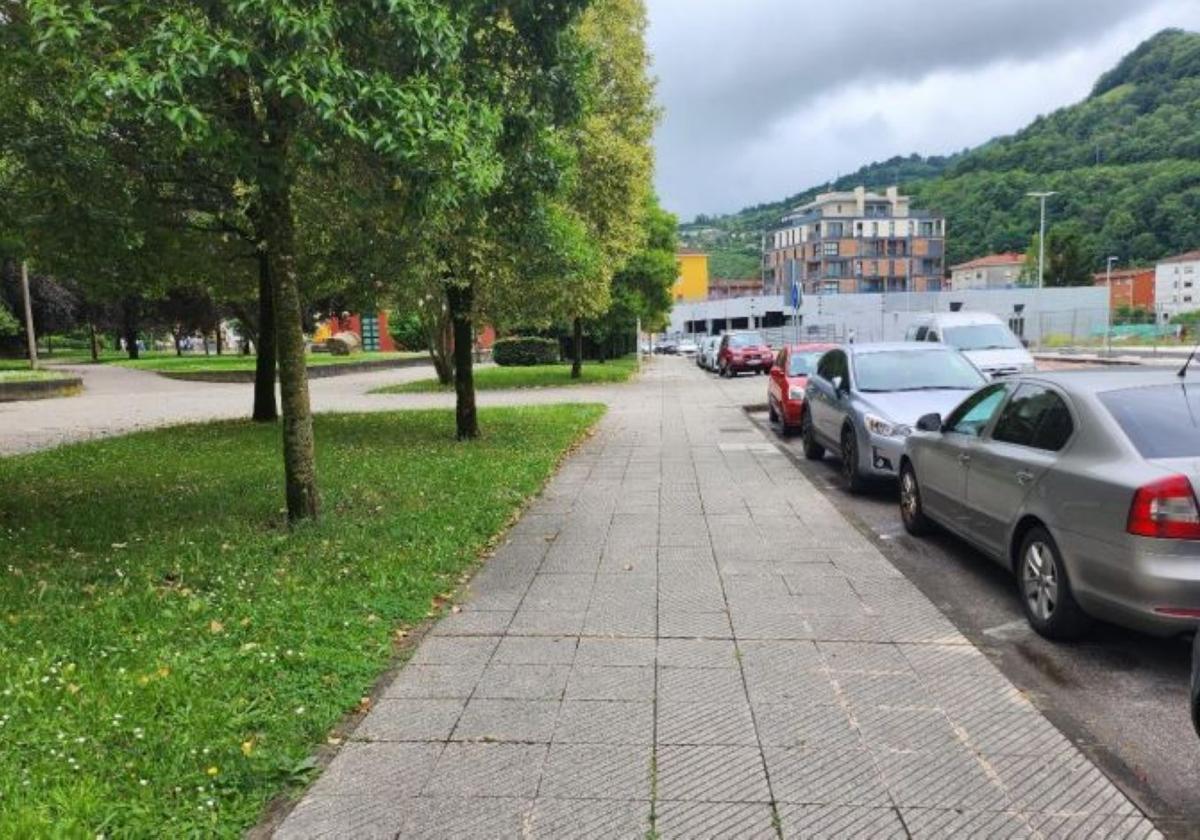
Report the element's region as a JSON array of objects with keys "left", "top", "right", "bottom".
[
  {"left": 276, "top": 359, "right": 1159, "bottom": 839},
  {"left": 0, "top": 362, "right": 630, "bottom": 455}
]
